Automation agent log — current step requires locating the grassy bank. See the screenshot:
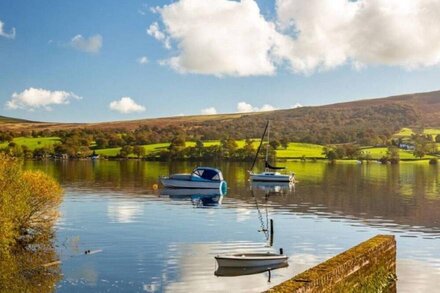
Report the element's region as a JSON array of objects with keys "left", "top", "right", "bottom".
[{"left": 0, "top": 137, "right": 60, "bottom": 150}]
